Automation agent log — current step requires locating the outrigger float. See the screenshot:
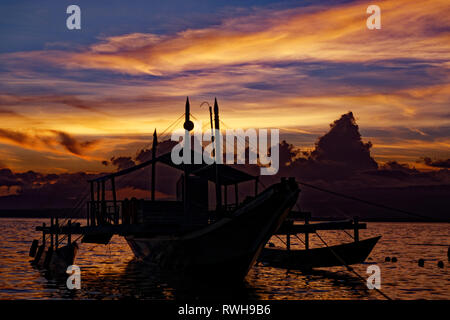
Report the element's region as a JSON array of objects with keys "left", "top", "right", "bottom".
[{"left": 29, "top": 98, "right": 300, "bottom": 281}]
